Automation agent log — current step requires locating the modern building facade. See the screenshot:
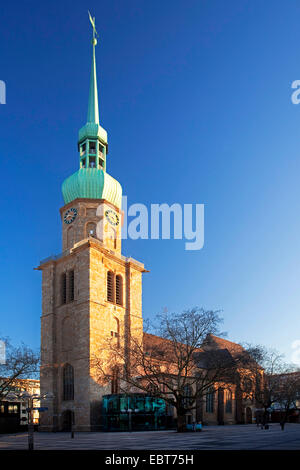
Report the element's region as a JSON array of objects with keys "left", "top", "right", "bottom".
[
  {"left": 0, "top": 378, "right": 40, "bottom": 433},
  {"left": 101, "top": 393, "right": 174, "bottom": 431}
]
